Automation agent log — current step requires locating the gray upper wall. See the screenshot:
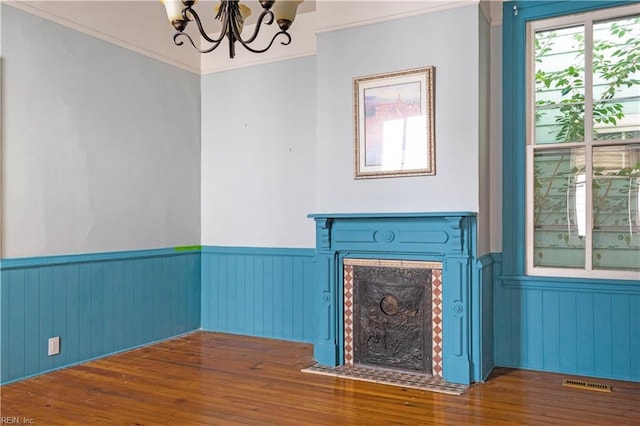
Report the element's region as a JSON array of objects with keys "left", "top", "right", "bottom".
[
  {"left": 201, "top": 5, "right": 488, "bottom": 250},
  {"left": 200, "top": 56, "right": 317, "bottom": 248},
  {"left": 1, "top": 5, "right": 201, "bottom": 257},
  {"left": 2, "top": 3, "right": 498, "bottom": 256},
  {"left": 316, "top": 6, "right": 482, "bottom": 215}
]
